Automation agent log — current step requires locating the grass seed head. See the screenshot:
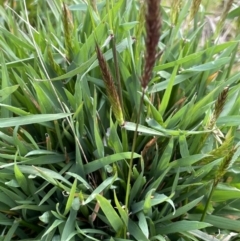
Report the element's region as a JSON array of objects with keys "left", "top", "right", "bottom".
[
  {"left": 171, "top": 0, "right": 182, "bottom": 25},
  {"left": 189, "top": 0, "right": 202, "bottom": 21},
  {"left": 62, "top": 3, "right": 74, "bottom": 60},
  {"left": 47, "top": 46, "right": 64, "bottom": 76},
  {"left": 213, "top": 86, "right": 229, "bottom": 122},
  {"left": 215, "top": 145, "right": 235, "bottom": 185},
  {"left": 141, "top": 0, "right": 161, "bottom": 89},
  {"left": 96, "top": 44, "right": 124, "bottom": 125}
]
